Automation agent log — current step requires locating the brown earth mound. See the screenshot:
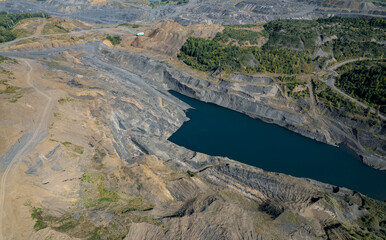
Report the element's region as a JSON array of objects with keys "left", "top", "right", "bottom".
[{"left": 128, "top": 21, "right": 223, "bottom": 57}]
